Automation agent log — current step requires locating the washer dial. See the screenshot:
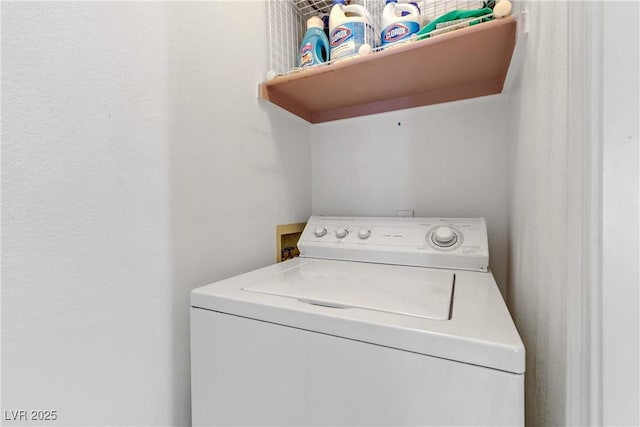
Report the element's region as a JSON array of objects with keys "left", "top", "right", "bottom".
[
  {"left": 358, "top": 229, "right": 371, "bottom": 239},
  {"left": 314, "top": 227, "right": 327, "bottom": 238},
  {"left": 335, "top": 228, "right": 348, "bottom": 238},
  {"left": 427, "top": 225, "right": 463, "bottom": 250},
  {"left": 433, "top": 226, "right": 457, "bottom": 246}
]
